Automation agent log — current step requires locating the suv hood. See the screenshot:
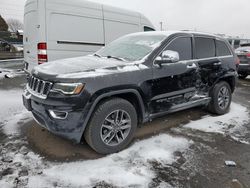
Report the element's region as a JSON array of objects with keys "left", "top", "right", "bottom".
[{"left": 33, "top": 56, "right": 148, "bottom": 79}]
